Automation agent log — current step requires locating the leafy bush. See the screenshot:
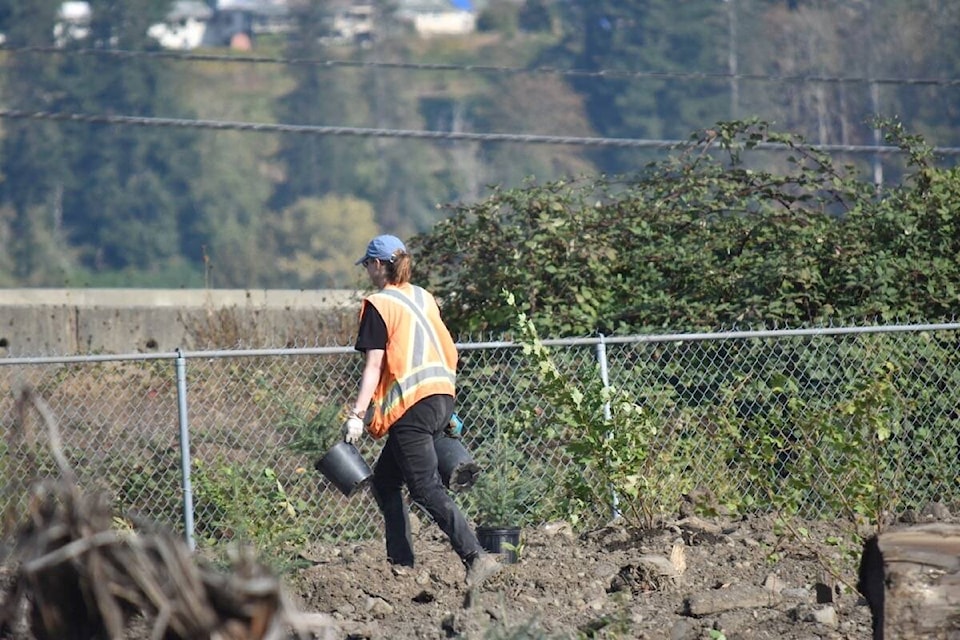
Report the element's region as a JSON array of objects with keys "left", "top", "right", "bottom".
[
  {"left": 413, "top": 120, "right": 960, "bottom": 336},
  {"left": 693, "top": 330, "right": 960, "bottom": 524},
  {"left": 191, "top": 461, "right": 310, "bottom": 572}
]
